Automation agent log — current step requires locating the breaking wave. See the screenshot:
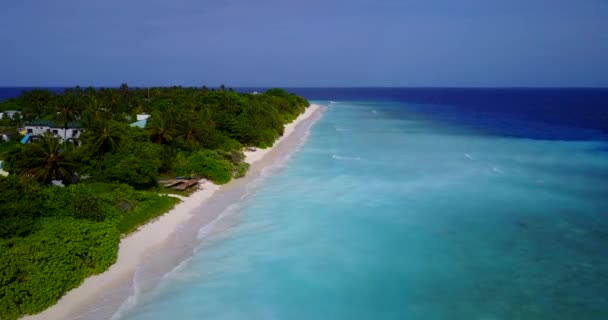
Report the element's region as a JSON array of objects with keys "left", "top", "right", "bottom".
[{"left": 332, "top": 154, "right": 361, "bottom": 161}]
